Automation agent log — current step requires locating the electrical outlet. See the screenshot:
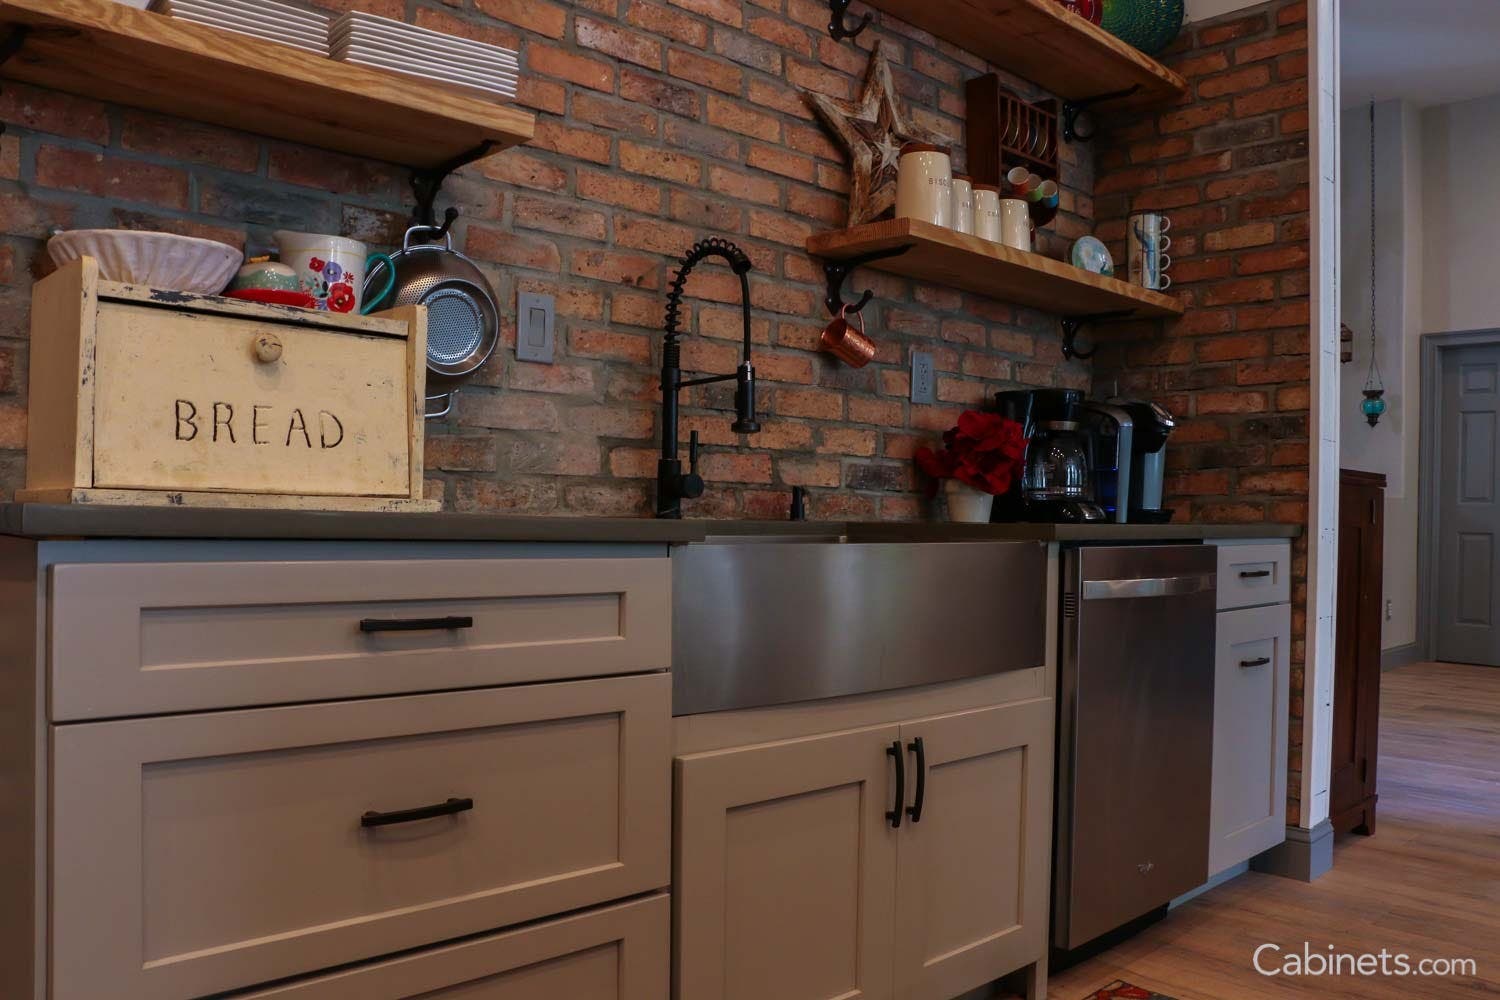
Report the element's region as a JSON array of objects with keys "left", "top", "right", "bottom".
[
  {"left": 911, "top": 350, "right": 936, "bottom": 404},
  {"left": 1385, "top": 598, "right": 1393, "bottom": 622}
]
